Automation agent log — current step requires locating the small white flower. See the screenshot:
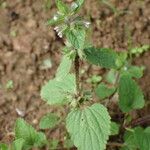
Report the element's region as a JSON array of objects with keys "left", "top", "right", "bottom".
[
  {"left": 58, "top": 31, "right": 63, "bottom": 38},
  {"left": 53, "top": 15, "right": 58, "bottom": 21},
  {"left": 84, "top": 21, "right": 91, "bottom": 28},
  {"left": 54, "top": 26, "right": 59, "bottom": 32}
]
